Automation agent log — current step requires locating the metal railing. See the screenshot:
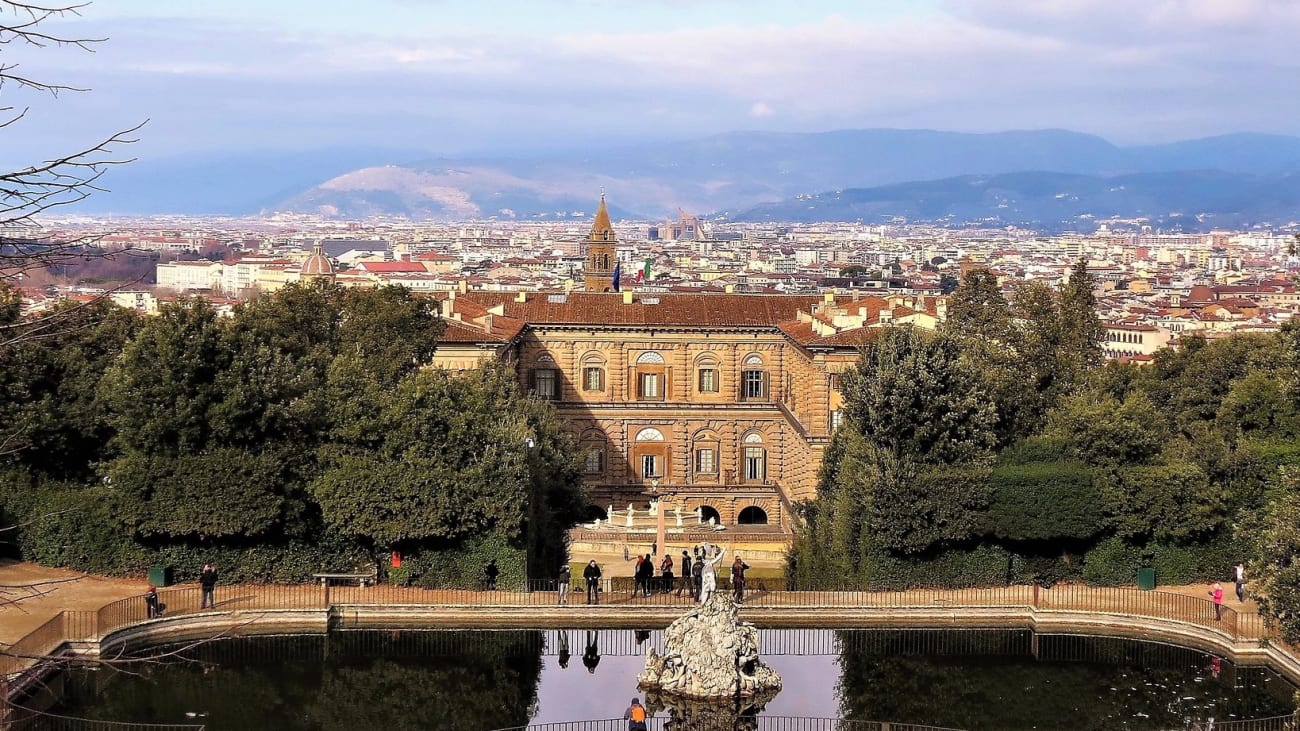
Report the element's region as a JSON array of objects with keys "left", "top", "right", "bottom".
[
  {"left": 488, "top": 718, "right": 970, "bottom": 731},
  {"left": 3, "top": 582, "right": 1299, "bottom": 729},
  {"left": 5, "top": 708, "right": 204, "bottom": 731}
]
